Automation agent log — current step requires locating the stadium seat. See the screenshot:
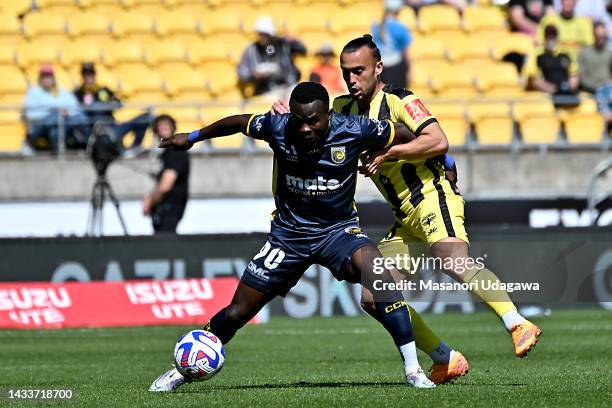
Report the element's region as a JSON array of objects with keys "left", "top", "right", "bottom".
[
  {"left": 101, "top": 41, "right": 145, "bottom": 68},
  {"left": 463, "top": 6, "right": 507, "bottom": 35},
  {"left": 0, "top": 124, "right": 26, "bottom": 153},
  {"left": 58, "top": 40, "right": 102, "bottom": 68},
  {"left": 35, "top": 0, "right": 80, "bottom": 13},
  {"left": 418, "top": 5, "right": 461, "bottom": 36},
  {"left": 513, "top": 100, "right": 560, "bottom": 144},
  {"left": 410, "top": 37, "right": 447, "bottom": 62},
  {"left": 162, "top": 66, "right": 209, "bottom": 100},
  {"left": 16, "top": 43, "right": 60, "bottom": 68},
  {"left": 188, "top": 41, "right": 231, "bottom": 66},
  {"left": 116, "top": 67, "right": 166, "bottom": 101},
  {"left": 67, "top": 13, "right": 110, "bottom": 40},
  {"left": 430, "top": 66, "right": 476, "bottom": 97},
  {"left": 0, "top": 0, "right": 32, "bottom": 16},
  {"left": 205, "top": 65, "right": 240, "bottom": 97},
  {"left": 23, "top": 13, "right": 67, "bottom": 40},
  {"left": 476, "top": 62, "right": 524, "bottom": 96},
  {"left": 0, "top": 13, "right": 23, "bottom": 45},
  {"left": 491, "top": 33, "right": 535, "bottom": 60},
  {"left": 111, "top": 13, "right": 154, "bottom": 40},
  {"left": 564, "top": 114, "right": 605, "bottom": 144},
  {"left": 206, "top": 11, "right": 245, "bottom": 41},
  {"left": 427, "top": 103, "right": 467, "bottom": 146},
  {"left": 330, "top": 9, "right": 374, "bottom": 33},
  {"left": 0, "top": 67, "right": 28, "bottom": 104},
  {"left": 285, "top": 7, "right": 330, "bottom": 35},
  {"left": 0, "top": 45, "right": 15, "bottom": 66},
  {"left": 80, "top": 0, "right": 126, "bottom": 13},
  {"left": 155, "top": 12, "right": 202, "bottom": 40},
  {"left": 201, "top": 105, "right": 245, "bottom": 149},
  {"left": 445, "top": 34, "right": 491, "bottom": 63},
  {"left": 145, "top": 41, "right": 187, "bottom": 67},
  {"left": 397, "top": 6, "right": 416, "bottom": 29},
  {"left": 468, "top": 102, "right": 514, "bottom": 145}
]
